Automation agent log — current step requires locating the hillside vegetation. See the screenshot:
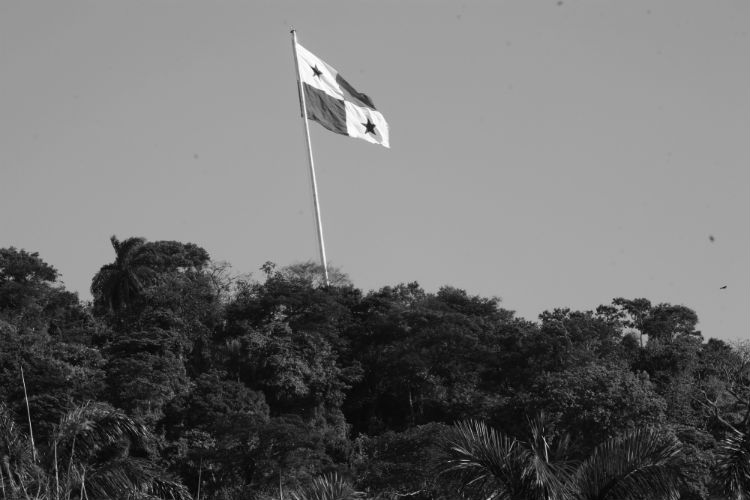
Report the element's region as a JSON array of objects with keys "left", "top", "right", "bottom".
[{"left": 0, "top": 238, "right": 747, "bottom": 499}]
